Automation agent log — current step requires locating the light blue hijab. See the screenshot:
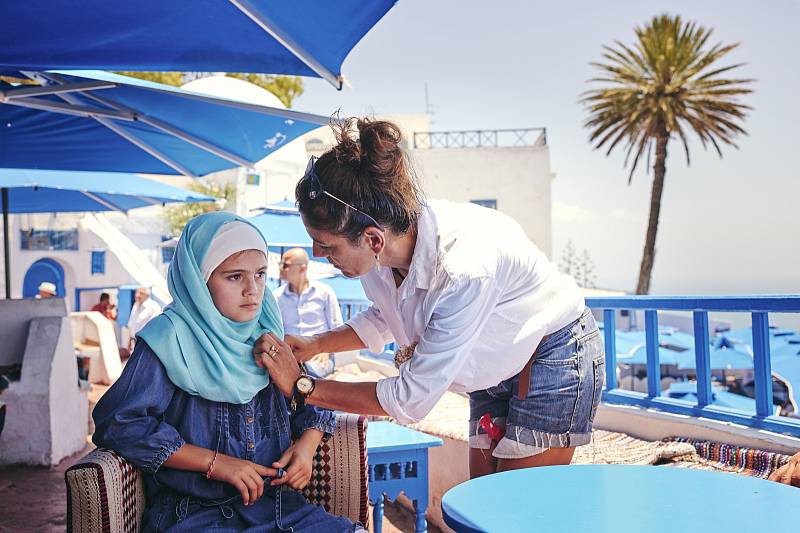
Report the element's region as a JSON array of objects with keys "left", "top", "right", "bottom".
[{"left": 138, "top": 211, "right": 283, "bottom": 404}]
